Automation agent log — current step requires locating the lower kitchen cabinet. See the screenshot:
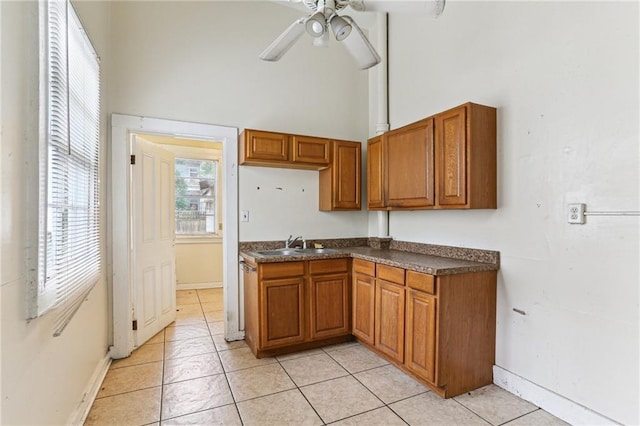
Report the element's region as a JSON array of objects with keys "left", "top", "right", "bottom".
[
  {"left": 374, "top": 264, "right": 406, "bottom": 363},
  {"left": 352, "top": 259, "right": 376, "bottom": 344},
  {"left": 244, "top": 253, "right": 497, "bottom": 396},
  {"left": 351, "top": 258, "right": 497, "bottom": 398},
  {"left": 374, "top": 279, "right": 405, "bottom": 363},
  {"left": 309, "top": 259, "right": 350, "bottom": 340},
  {"left": 243, "top": 258, "right": 352, "bottom": 357},
  {"left": 405, "top": 289, "right": 437, "bottom": 383},
  {"left": 261, "top": 276, "right": 306, "bottom": 349}
]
